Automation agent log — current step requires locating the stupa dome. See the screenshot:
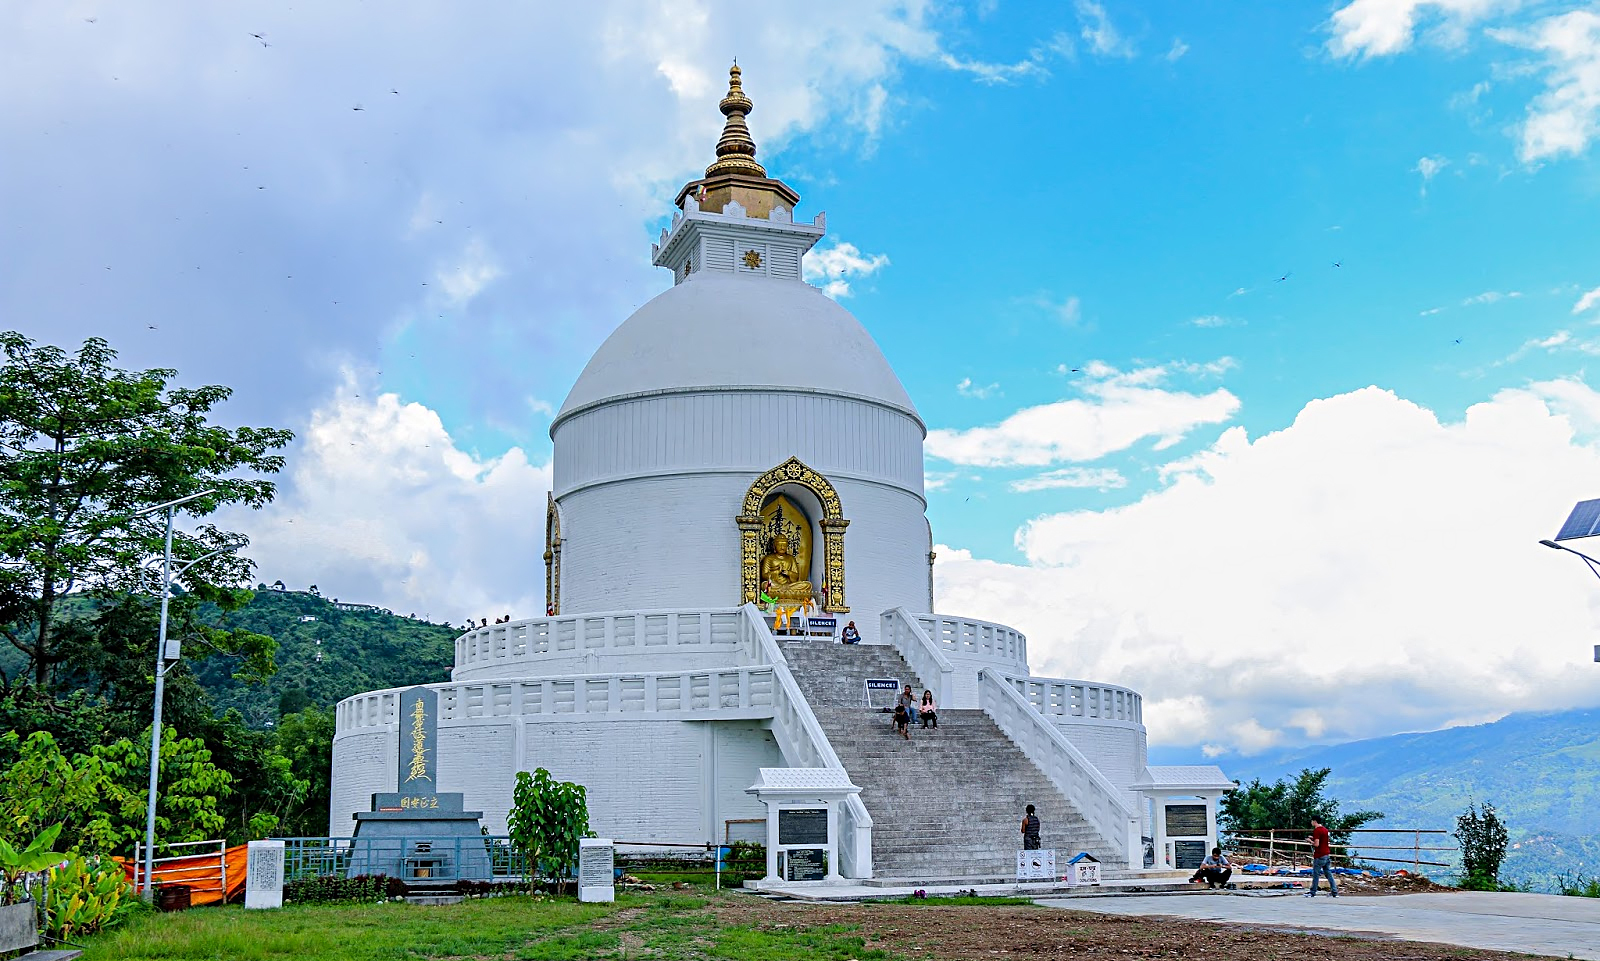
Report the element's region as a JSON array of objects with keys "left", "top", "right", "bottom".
[{"left": 555, "top": 270, "right": 919, "bottom": 423}]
